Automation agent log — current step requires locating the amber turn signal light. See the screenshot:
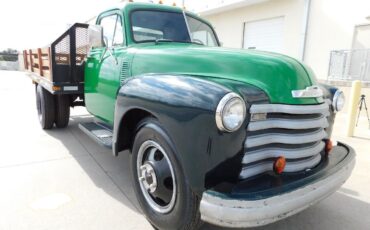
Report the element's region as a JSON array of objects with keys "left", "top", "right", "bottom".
[
  {"left": 52, "top": 86, "right": 61, "bottom": 91},
  {"left": 274, "top": 156, "right": 286, "bottom": 174},
  {"left": 325, "top": 139, "right": 333, "bottom": 155}
]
